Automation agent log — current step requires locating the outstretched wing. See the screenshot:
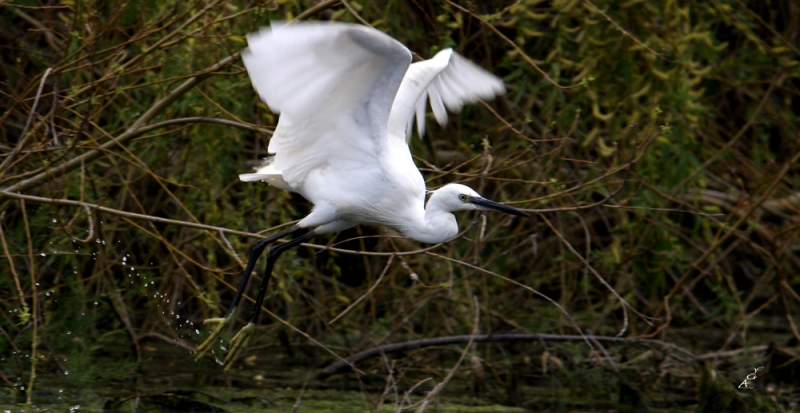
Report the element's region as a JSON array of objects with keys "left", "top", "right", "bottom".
[
  {"left": 386, "top": 48, "right": 505, "bottom": 141},
  {"left": 241, "top": 22, "right": 412, "bottom": 187}
]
